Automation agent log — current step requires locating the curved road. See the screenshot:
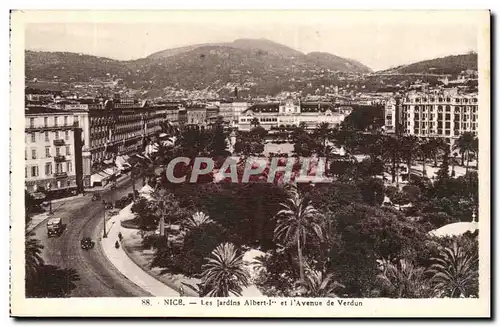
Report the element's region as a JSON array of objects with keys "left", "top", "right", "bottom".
[{"left": 33, "top": 176, "right": 150, "bottom": 297}]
